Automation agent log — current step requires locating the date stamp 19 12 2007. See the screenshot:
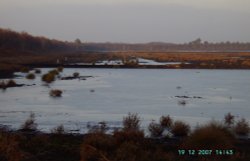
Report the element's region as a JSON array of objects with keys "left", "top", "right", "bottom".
[{"left": 178, "top": 149, "right": 234, "bottom": 156}]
